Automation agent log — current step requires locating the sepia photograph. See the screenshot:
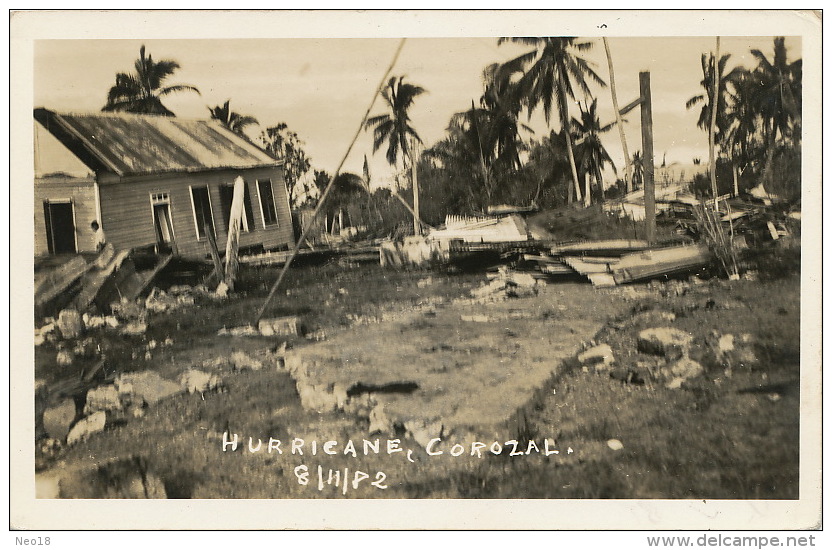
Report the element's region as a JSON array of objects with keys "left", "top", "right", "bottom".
[{"left": 10, "top": 9, "right": 822, "bottom": 532}]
